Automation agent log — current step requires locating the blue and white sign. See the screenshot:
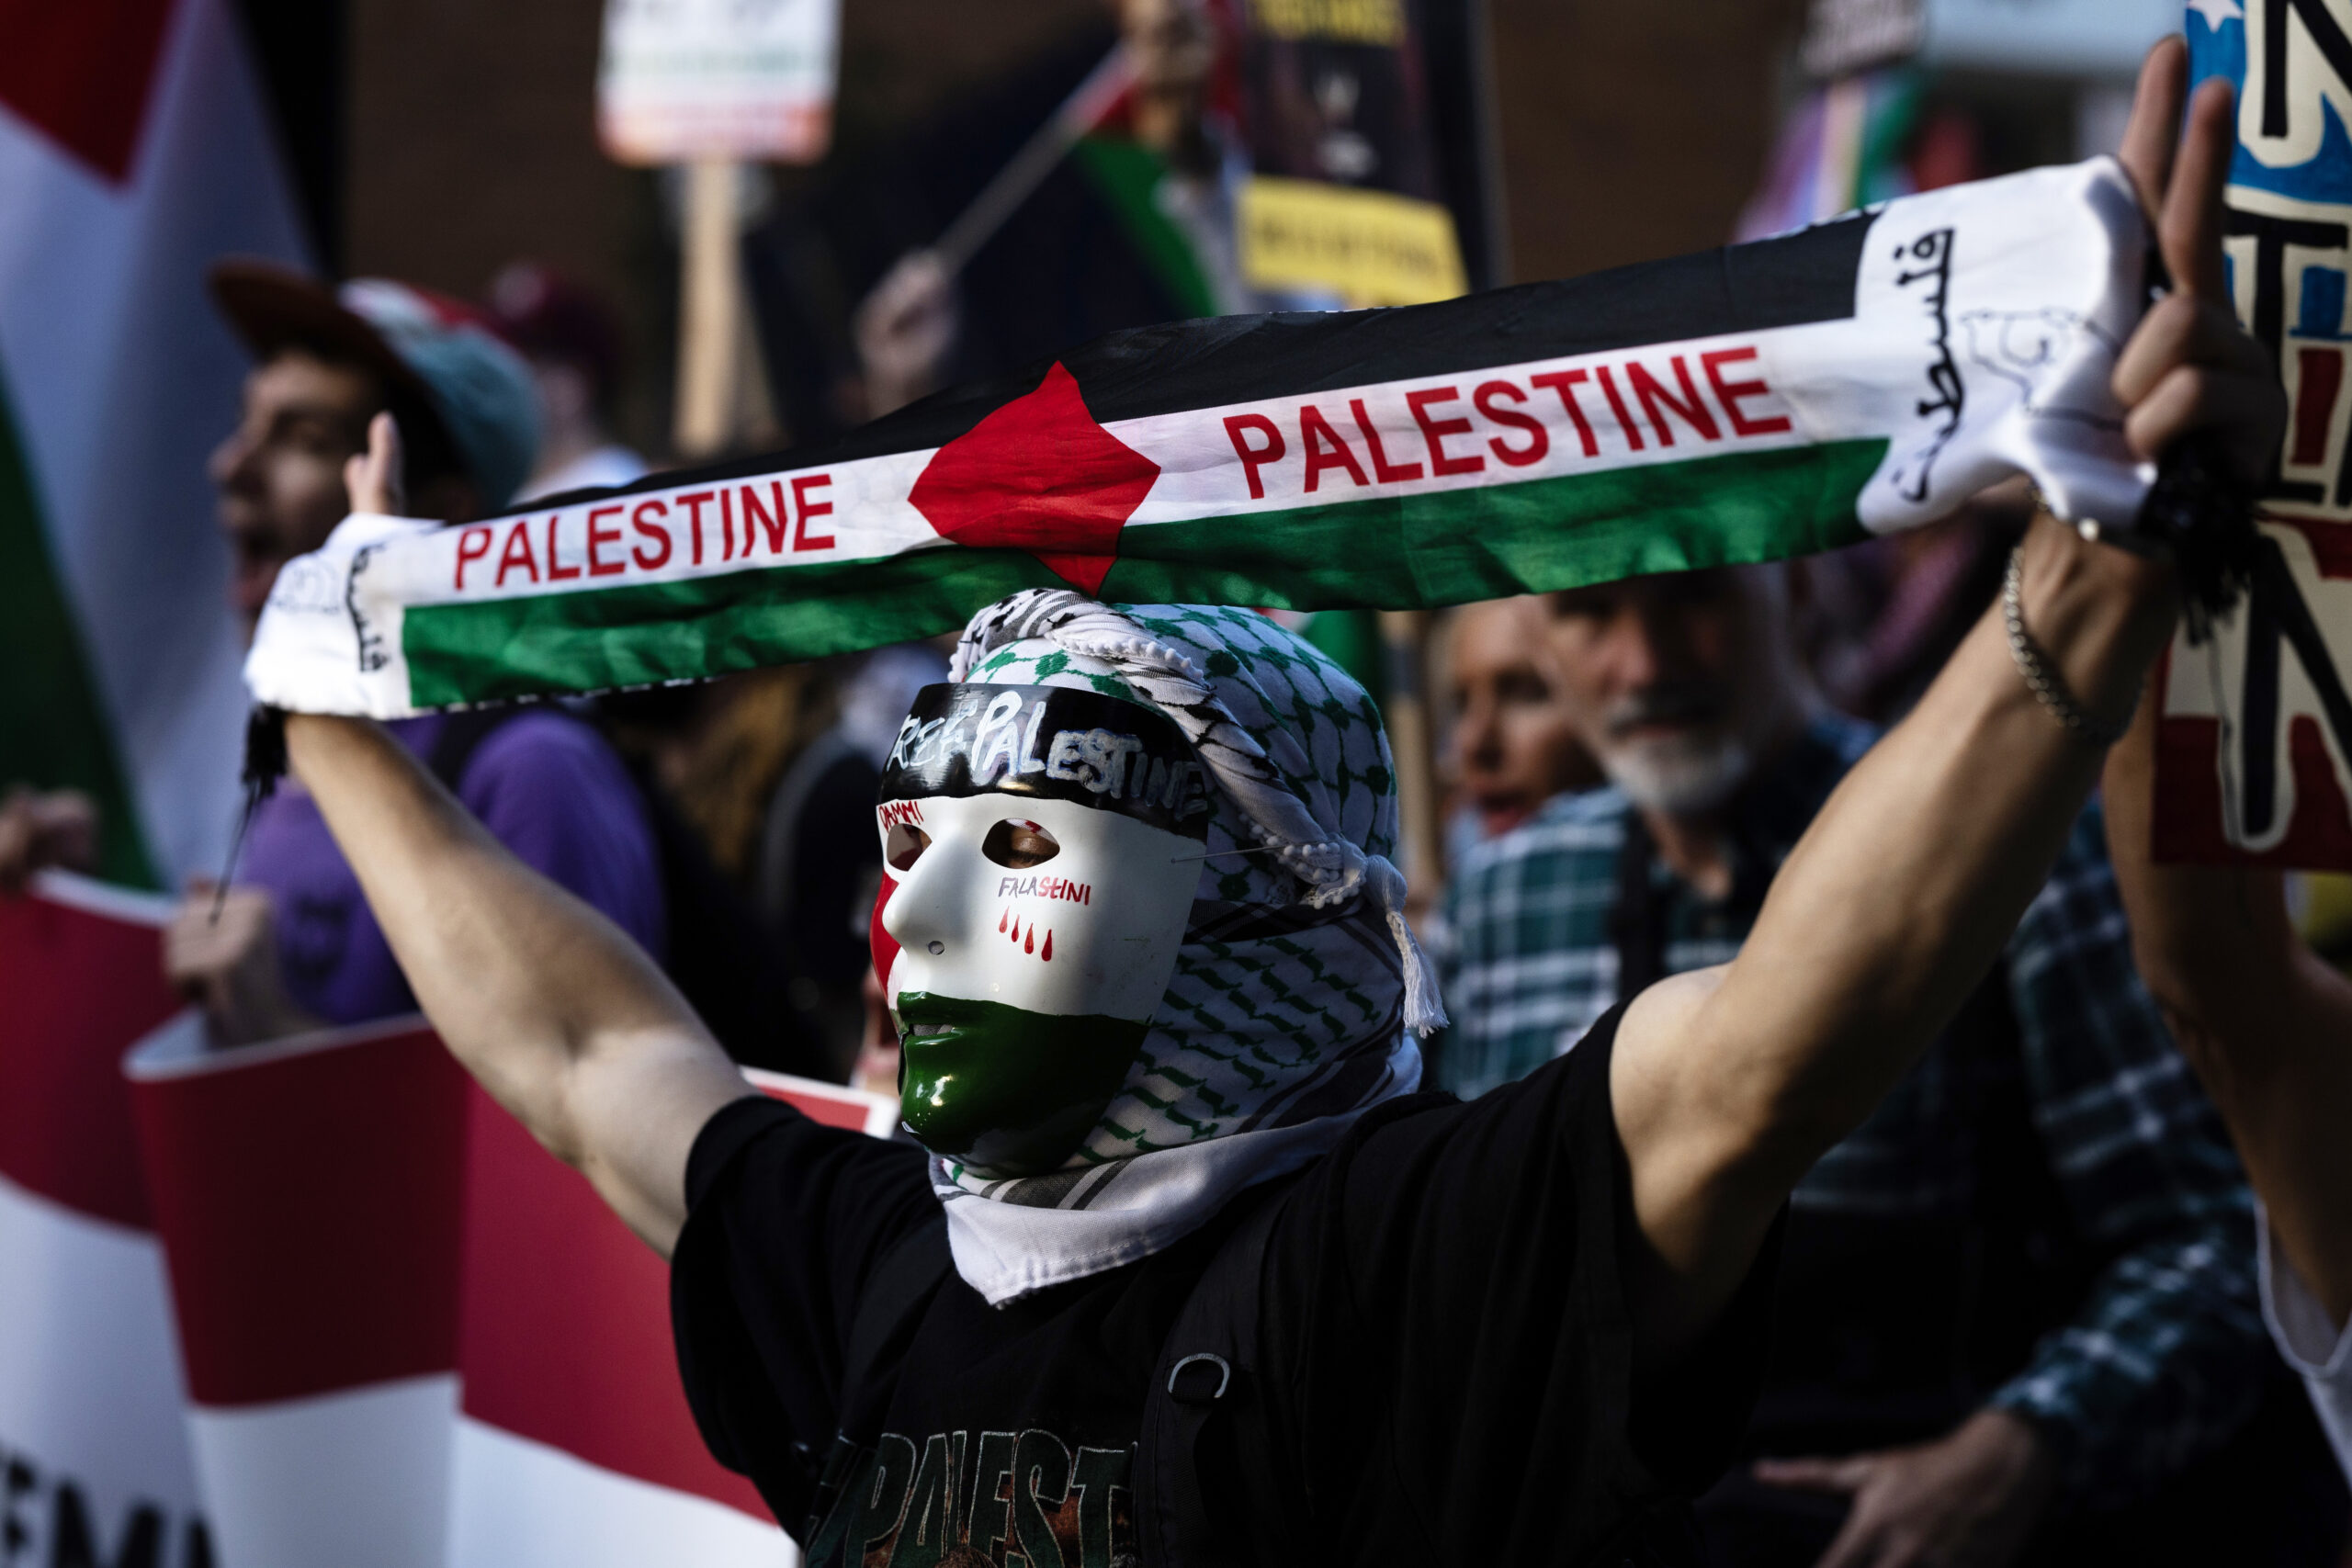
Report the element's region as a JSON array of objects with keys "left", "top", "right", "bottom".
[{"left": 2159, "top": 0, "right": 2352, "bottom": 865}]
